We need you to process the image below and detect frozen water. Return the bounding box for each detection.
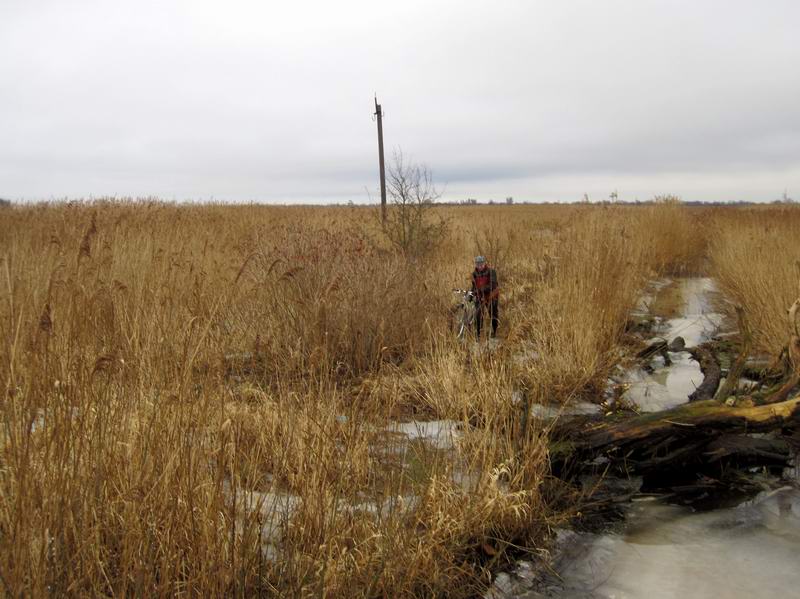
[549,488,800,599]
[631,278,672,317]
[529,401,602,420]
[490,489,800,598]
[224,483,302,560]
[387,419,461,450]
[622,353,704,412]
[623,278,724,412]
[513,391,601,419]
[661,278,723,347]
[491,277,800,598]
[513,389,600,419]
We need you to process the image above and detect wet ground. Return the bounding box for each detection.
[224,277,797,596]
[491,486,800,599]
[621,278,723,412]
[226,416,472,558]
[489,277,800,599]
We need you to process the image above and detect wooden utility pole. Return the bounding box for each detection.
[374,96,387,223]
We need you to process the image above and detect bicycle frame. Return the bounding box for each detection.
[452,289,477,340]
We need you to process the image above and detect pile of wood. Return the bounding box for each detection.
[552,280,800,484]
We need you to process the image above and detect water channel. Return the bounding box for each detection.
[491,278,800,599]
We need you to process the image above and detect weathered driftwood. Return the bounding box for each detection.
[763,335,800,404]
[551,277,800,483]
[687,344,721,402]
[740,360,784,383]
[554,396,800,475]
[763,285,800,404]
[636,337,672,367]
[704,434,790,463]
[715,305,752,400]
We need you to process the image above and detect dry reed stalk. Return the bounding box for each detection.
[0,199,708,596]
[710,207,800,355]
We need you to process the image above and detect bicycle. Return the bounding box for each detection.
[451,289,477,340]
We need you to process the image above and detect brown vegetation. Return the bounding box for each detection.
[710,206,800,356]
[1,199,784,596]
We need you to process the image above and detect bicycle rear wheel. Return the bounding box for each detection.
[456,305,473,340]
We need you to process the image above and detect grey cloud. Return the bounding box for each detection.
[1,0,799,202]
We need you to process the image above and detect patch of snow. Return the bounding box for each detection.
[529,401,601,420]
[387,420,462,450]
[622,353,704,412]
[225,483,302,560]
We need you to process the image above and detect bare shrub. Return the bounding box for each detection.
[381,151,449,258]
[473,219,517,271]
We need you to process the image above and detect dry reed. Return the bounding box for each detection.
[0,199,708,596]
[709,206,800,356]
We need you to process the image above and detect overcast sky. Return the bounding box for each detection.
[2,0,798,203]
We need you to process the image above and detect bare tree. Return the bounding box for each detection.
[381,150,448,257]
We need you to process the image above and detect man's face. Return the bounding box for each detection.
[476,262,487,271]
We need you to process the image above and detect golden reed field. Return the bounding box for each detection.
[1,200,799,596]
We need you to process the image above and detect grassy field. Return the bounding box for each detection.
[0,199,796,596]
[709,206,800,357]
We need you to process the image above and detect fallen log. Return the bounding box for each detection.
[553,396,800,475]
[704,434,790,463]
[636,337,672,367]
[577,397,799,451]
[550,275,800,499]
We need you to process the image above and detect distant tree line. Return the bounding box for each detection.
[439,195,795,207]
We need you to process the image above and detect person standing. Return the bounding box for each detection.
[471,255,499,339]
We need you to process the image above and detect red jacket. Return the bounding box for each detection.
[471,267,498,301]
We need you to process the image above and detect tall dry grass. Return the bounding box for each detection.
[709,206,800,356]
[638,198,708,276]
[0,199,702,596]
